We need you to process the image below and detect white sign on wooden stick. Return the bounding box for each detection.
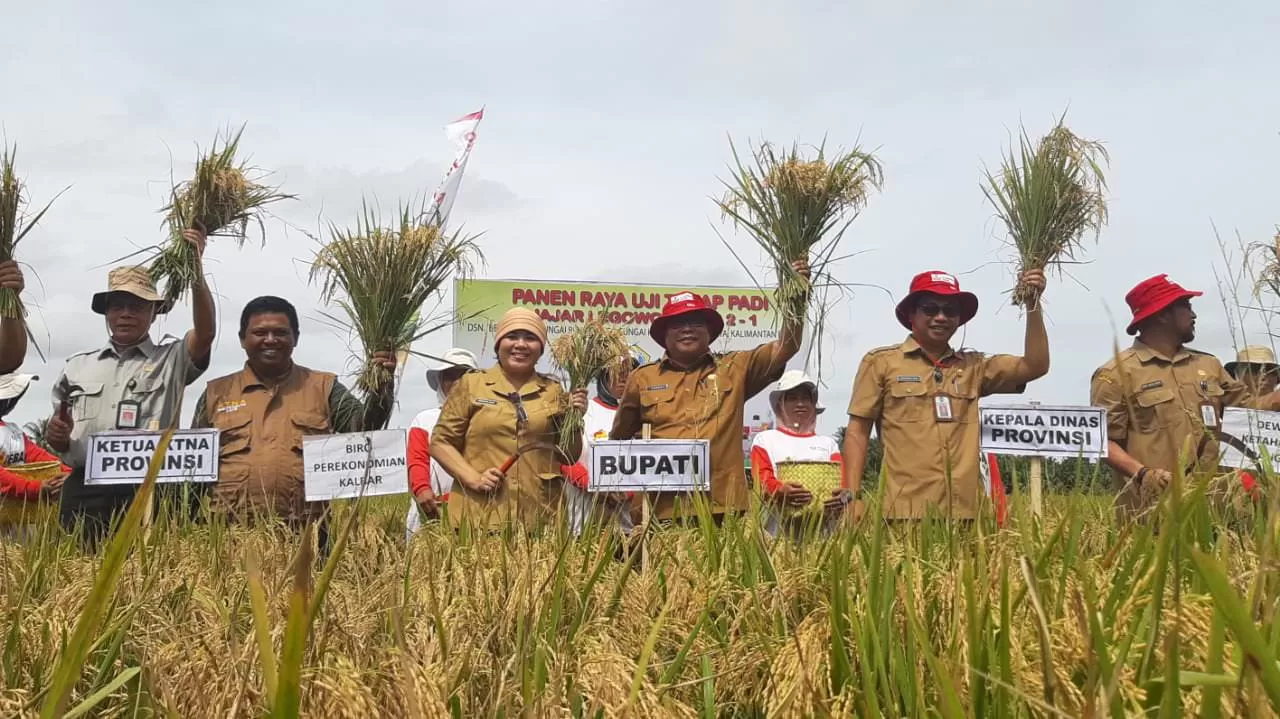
[85,429,220,485]
[588,439,710,493]
[980,404,1108,459]
[1219,407,1280,471]
[303,429,409,501]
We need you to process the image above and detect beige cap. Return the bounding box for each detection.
[1226,345,1279,376]
[492,308,548,352]
[91,266,171,315]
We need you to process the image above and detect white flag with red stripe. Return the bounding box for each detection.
[427,108,484,228]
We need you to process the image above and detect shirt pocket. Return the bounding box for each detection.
[640,387,678,423]
[290,411,332,453]
[1134,387,1176,433]
[69,382,105,422]
[948,380,981,424]
[213,413,253,457]
[886,381,927,423]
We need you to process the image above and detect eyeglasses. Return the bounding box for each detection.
[917,303,961,318]
[669,317,708,330]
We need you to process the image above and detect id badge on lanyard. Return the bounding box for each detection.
[934,395,955,422]
[116,400,141,429]
[1200,402,1218,428]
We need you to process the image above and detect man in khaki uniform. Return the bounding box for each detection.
[47,231,216,546]
[611,262,808,520]
[1090,275,1280,518]
[843,269,1049,520]
[192,296,395,524]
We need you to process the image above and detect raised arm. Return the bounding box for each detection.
[183,230,216,371]
[771,259,810,367]
[0,260,28,373]
[1010,270,1049,383]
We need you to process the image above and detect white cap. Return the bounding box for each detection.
[426,349,480,391]
[769,369,824,414]
[0,373,36,401]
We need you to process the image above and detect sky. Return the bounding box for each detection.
[1,0,1278,435]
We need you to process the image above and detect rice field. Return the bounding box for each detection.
[1,477,1278,718]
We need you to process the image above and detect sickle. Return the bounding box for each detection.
[498,441,559,474]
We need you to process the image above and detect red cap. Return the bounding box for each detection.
[650,291,725,348]
[894,270,979,329]
[1124,274,1202,335]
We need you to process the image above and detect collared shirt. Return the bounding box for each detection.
[610,343,787,519]
[1091,340,1261,513]
[431,366,570,530]
[848,335,1026,519]
[192,363,368,520]
[52,335,204,470]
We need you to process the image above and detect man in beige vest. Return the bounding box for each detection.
[47,230,216,547]
[191,296,395,525]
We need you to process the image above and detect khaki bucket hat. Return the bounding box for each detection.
[91,266,172,315]
[1225,345,1279,377]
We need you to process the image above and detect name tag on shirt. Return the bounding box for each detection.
[1200,403,1218,427]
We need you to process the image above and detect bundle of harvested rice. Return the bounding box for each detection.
[1254,228,1280,299]
[718,139,883,358]
[152,126,293,304]
[0,144,58,319]
[983,118,1109,308]
[311,202,482,396]
[550,319,630,447]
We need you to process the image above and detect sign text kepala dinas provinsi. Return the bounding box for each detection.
[1218,407,1280,471]
[303,429,409,501]
[979,405,1108,459]
[85,429,220,485]
[587,439,711,493]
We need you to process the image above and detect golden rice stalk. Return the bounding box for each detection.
[311,201,482,396]
[983,117,1109,309]
[717,138,882,367]
[152,125,294,304]
[0,144,58,320]
[1253,228,1280,300]
[551,318,630,448]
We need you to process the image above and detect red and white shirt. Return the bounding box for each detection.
[407,407,454,499]
[749,427,842,494]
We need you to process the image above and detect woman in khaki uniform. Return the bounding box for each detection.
[431,309,586,530]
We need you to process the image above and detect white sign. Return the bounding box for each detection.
[588,439,710,492]
[1219,407,1280,470]
[85,429,220,485]
[979,404,1108,459]
[303,429,409,501]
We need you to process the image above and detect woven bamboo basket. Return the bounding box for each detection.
[0,461,62,526]
[776,461,842,500]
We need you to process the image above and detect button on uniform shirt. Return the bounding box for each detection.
[848,336,1026,519]
[192,364,366,521]
[610,344,787,519]
[1090,341,1262,514]
[52,336,204,471]
[431,366,570,530]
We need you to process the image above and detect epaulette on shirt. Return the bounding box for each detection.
[865,344,900,356]
[64,348,98,361]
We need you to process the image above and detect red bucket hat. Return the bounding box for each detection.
[894,270,979,330]
[650,291,725,348]
[1124,274,1202,335]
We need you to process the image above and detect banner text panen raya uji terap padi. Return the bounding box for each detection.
[452,279,784,464]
